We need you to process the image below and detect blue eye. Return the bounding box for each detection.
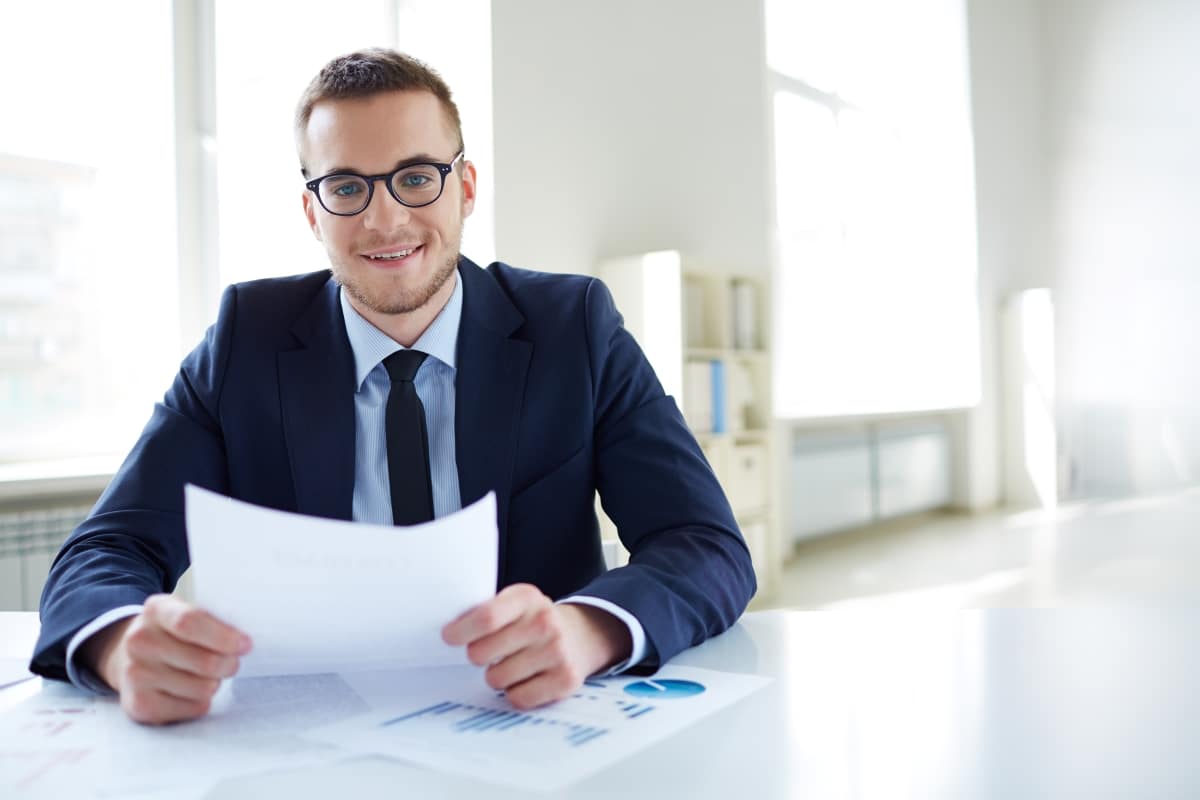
[400,173,432,188]
[331,181,364,197]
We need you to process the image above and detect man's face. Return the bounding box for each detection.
[300,90,475,315]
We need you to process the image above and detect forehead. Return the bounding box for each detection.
[301,90,457,174]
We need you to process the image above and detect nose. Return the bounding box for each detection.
[361,178,413,230]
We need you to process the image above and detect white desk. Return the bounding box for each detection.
[3,608,1198,798]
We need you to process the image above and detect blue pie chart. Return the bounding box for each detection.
[623,679,706,699]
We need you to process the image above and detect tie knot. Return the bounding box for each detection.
[384,349,427,382]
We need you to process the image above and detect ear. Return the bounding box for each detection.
[460,160,477,219]
[302,190,323,241]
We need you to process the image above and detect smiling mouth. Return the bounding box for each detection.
[363,244,423,262]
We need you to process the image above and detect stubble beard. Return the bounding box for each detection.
[331,225,462,316]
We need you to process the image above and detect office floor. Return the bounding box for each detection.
[768,486,1200,610]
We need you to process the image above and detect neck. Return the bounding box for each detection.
[348,270,457,348]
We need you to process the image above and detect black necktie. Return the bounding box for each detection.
[383,349,434,525]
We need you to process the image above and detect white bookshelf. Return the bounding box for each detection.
[597,251,781,603]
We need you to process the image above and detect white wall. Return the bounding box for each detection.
[965,0,1200,504]
[966,0,1050,299]
[490,0,771,277]
[1044,0,1200,497]
[962,0,1050,509]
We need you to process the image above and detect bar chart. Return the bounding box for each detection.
[382,700,610,747]
[378,686,663,749]
[307,664,771,791]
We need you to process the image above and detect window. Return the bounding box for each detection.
[0,1,179,468]
[767,0,981,417]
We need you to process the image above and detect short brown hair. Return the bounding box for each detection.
[294,48,464,175]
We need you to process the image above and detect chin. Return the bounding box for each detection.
[335,259,456,317]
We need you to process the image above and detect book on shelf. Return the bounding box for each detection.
[711,360,726,433]
[683,358,732,434]
[731,280,758,350]
[683,360,714,432]
[682,358,758,435]
[726,359,755,432]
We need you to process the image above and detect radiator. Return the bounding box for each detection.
[790,422,951,543]
[0,502,93,611]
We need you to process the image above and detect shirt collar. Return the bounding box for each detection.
[339,268,462,391]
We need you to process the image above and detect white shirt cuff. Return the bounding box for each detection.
[557,595,648,676]
[65,604,144,694]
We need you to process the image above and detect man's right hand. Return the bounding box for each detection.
[80,594,252,725]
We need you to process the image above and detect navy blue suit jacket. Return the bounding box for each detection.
[32,258,755,680]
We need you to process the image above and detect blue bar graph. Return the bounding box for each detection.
[381,701,460,725]
[379,701,613,748]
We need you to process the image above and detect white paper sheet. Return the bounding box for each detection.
[99,673,368,795]
[305,664,771,792]
[0,672,373,798]
[0,681,104,799]
[0,658,34,690]
[186,485,498,677]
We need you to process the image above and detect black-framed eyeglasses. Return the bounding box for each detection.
[305,151,465,216]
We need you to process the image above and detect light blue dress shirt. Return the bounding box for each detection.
[65,269,645,691]
[339,270,646,674]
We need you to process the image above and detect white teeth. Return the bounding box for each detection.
[368,248,416,260]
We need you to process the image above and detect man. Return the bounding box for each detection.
[31,49,755,724]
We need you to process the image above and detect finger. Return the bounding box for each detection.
[157,638,241,680]
[145,595,252,655]
[122,660,221,705]
[442,584,537,644]
[503,666,583,711]
[442,584,547,646]
[466,605,559,667]
[124,615,240,679]
[154,666,223,704]
[123,686,214,725]
[484,637,564,691]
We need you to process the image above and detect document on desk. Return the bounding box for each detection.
[186,484,498,677]
[0,682,104,799]
[99,673,369,796]
[0,672,369,798]
[304,664,771,792]
[0,659,33,690]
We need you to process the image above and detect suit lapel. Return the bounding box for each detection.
[455,260,531,588]
[277,277,356,520]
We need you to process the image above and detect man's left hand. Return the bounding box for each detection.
[442,583,632,709]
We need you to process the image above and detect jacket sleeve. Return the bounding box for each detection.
[573,278,757,670]
[29,286,240,681]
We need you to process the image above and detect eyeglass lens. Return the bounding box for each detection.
[318,164,445,214]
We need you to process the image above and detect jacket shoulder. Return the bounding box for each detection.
[481,261,611,329]
[230,269,332,312]
[219,270,334,339]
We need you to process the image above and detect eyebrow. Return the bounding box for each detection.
[321,153,451,177]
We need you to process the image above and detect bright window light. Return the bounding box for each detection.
[769,0,981,418]
[0,1,178,467]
